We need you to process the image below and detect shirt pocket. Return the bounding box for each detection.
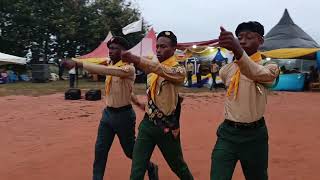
[111,77,123,91]
[157,79,168,95]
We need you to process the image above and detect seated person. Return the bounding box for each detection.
[280,65,286,74]
[309,66,319,83]
[0,71,8,83]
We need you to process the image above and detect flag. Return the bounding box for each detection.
[122,19,142,35]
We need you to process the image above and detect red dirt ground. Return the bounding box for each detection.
[1,92,320,180]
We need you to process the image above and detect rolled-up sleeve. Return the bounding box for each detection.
[137,59,186,84]
[83,63,135,78]
[236,52,279,83]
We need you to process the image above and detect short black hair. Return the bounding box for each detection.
[235,21,264,37]
[157,31,177,46]
[107,36,130,50]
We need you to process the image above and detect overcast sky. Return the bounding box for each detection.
[132,0,319,43]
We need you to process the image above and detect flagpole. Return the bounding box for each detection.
[139,37,143,59]
[122,18,146,86]
[139,18,144,59]
[139,19,147,89]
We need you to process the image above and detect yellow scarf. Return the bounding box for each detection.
[105,60,127,95]
[148,56,178,101]
[227,52,262,99]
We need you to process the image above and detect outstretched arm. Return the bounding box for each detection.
[218,26,279,83]
[121,52,185,84]
[63,60,134,78]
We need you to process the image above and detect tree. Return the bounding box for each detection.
[0,0,146,63]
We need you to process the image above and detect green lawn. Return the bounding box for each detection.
[0,79,212,97]
[0,79,104,96]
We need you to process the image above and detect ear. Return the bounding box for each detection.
[259,36,264,45]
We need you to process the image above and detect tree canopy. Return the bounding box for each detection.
[0,0,146,63]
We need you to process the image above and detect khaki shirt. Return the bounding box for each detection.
[186,63,194,73]
[137,58,186,116]
[83,62,135,108]
[219,52,279,123]
[211,63,219,73]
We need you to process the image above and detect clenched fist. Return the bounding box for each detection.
[218,26,244,60]
[62,60,76,70]
[62,59,83,70]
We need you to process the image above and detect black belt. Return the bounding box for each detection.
[106,104,132,112]
[224,117,265,129]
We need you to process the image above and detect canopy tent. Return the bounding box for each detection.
[74,29,157,64]
[260,9,320,59]
[212,48,227,62]
[175,42,232,88]
[261,48,320,59]
[74,32,113,64]
[176,45,232,63]
[129,28,157,59]
[259,9,320,70]
[0,52,27,65]
[259,9,320,91]
[177,39,219,50]
[174,36,235,62]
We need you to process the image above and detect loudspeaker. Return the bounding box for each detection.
[65,88,81,100]
[32,64,49,83]
[85,89,101,101]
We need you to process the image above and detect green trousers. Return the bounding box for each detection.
[130,116,194,180]
[210,120,269,180]
[93,107,136,180]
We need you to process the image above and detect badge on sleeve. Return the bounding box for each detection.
[176,66,184,74]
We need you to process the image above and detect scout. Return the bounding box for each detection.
[210,22,279,180]
[64,36,158,180]
[121,31,194,180]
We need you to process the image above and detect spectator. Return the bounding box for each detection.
[68,66,76,88]
[210,60,219,91]
[186,60,194,87]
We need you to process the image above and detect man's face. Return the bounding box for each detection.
[237,31,264,56]
[156,37,176,62]
[109,43,123,61]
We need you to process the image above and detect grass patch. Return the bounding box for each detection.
[0,79,215,97]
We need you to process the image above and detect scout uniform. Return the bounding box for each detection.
[186,62,194,87]
[83,60,136,180]
[210,51,279,180]
[130,53,194,180]
[83,37,157,180]
[210,61,219,90]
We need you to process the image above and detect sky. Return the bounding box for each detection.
[132,0,319,43]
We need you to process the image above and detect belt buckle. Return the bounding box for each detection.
[233,122,240,129]
[252,122,259,128]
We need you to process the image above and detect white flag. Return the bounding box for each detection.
[122,19,142,35]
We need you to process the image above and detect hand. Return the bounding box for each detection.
[172,128,180,139]
[131,93,145,111]
[121,51,140,64]
[137,102,145,111]
[62,59,83,69]
[218,26,243,59]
